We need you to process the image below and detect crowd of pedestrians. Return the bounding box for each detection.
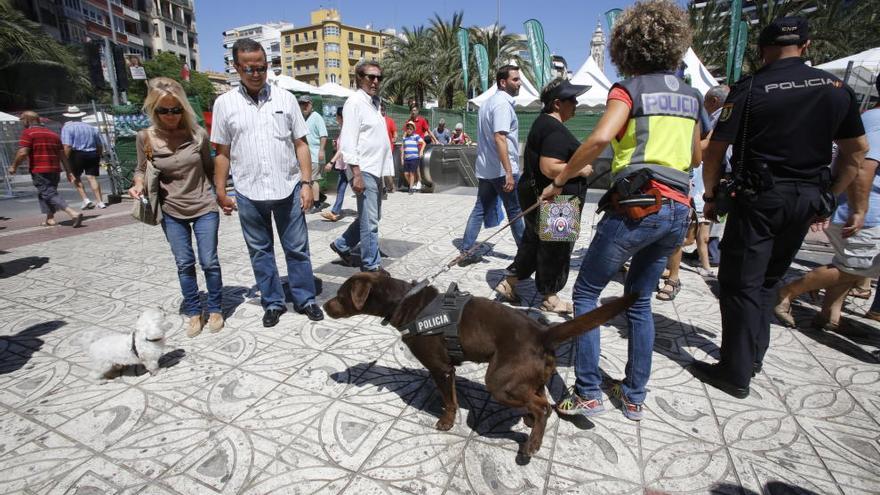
[9,0,878,423]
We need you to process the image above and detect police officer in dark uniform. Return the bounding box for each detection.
[694,17,868,398]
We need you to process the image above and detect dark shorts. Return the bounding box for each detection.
[70,150,100,178]
[403,158,420,173]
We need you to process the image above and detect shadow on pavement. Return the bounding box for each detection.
[0,256,49,279]
[0,320,65,375]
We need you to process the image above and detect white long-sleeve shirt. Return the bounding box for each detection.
[338,89,394,178]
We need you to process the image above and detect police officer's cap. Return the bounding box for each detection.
[759,17,810,47]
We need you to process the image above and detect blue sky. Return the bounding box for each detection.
[194,0,688,81]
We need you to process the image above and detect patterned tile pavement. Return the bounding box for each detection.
[0,191,878,494]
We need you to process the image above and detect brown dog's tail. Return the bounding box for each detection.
[542,293,638,349]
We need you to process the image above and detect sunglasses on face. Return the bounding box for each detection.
[363,73,383,82]
[156,106,183,115]
[241,65,268,75]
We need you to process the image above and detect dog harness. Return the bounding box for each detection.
[399,283,472,361]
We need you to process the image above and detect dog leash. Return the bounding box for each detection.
[380,169,611,325]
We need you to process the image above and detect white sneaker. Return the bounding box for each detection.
[82,199,95,210]
[413,181,422,191]
[96,202,107,209]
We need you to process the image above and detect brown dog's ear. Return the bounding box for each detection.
[350,279,371,310]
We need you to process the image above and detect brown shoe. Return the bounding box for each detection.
[186,314,204,337]
[773,297,795,328]
[207,312,224,333]
[321,211,340,222]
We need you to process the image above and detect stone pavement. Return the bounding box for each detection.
[0,190,878,495]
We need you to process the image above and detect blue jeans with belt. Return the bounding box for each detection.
[333,172,382,271]
[236,185,317,310]
[572,201,690,404]
[161,211,223,316]
[331,172,348,215]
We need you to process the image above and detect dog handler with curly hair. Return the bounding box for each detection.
[541,0,702,421]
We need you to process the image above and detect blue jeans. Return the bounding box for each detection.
[236,185,317,310]
[331,172,348,215]
[872,277,880,313]
[573,202,690,404]
[460,176,525,252]
[333,172,382,271]
[161,211,223,316]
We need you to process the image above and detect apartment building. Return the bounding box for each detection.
[222,22,294,86]
[14,0,200,70]
[279,9,390,88]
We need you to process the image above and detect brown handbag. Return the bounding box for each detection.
[131,131,162,226]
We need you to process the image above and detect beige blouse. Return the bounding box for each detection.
[135,127,217,219]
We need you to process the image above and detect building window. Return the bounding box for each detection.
[325,42,340,53]
[295,33,299,42]
[348,32,353,41]
[153,23,158,36]
[284,35,290,46]
[330,74,337,83]
[312,30,317,40]
[360,33,365,42]
[372,36,376,45]
[324,25,339,37]
[326,59,340,68]
[165,25,172,40]
[177,30,184,45]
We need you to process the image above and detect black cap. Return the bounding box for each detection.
[759,17,810,47]
[297,94,312,103]
[541,80,590,105]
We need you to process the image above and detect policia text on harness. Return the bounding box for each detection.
[597,73,702,219]
[397,283,473,362]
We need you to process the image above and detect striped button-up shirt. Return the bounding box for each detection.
[61,121,102,152]
[339,89,394,178]
[211,84,308,200]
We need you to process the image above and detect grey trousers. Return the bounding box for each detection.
[31,173,69,214]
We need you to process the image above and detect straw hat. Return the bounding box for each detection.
[62,105,86,118]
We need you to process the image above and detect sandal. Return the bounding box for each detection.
[39,219,57,227]
[655,279,681,301]
[540,294,573,315]
[494,278,518,302]
[848,287,872,300]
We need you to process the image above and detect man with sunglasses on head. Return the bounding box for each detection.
[211,38,324,327]
[328,61,394,273]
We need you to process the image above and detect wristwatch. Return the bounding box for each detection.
[301,180,313,185]
[702,193,715,203]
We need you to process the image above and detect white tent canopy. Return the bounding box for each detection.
[570,56,612,108]
[469,71,541,108]
[0,111,19,122]
[316,82,356,98]
[682,47,717,96]
[271,74,317,93]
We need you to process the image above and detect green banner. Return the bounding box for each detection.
[542,42,554,88]
[523,19,547,88]
[457,28,470,97]
[725,0,743,83]
[604,9,623,31]
[732,20,749,82]
[474,43,489,93]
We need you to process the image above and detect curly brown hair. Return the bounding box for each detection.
[609,0,692,77]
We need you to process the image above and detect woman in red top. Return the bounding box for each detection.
[8,111,83,227]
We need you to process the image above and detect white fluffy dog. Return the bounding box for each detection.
[80,308,172,382]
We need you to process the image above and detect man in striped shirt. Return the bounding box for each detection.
[9,111,83,227]
[211,38,324,327]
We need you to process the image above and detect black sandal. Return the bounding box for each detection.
[656,279,681,301]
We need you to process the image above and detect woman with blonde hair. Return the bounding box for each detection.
[542,0,701,421]
[129,77,224,337]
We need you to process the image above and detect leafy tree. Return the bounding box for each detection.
[382,26,436,108]
[126,52,216,109]
[0,0,90,108]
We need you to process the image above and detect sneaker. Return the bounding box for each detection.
[556,389,605,417]
[186,314,204,338]
[82,199,95,210]
[96,202,107,209]
[207,312,224,333]
[608,383,644,421]
[413,181,422,191]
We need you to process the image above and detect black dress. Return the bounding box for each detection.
[508,113,587,295]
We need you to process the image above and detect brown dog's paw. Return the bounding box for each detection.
[434,417,455,431]
[523,437,543,456]
[523,414,535,428]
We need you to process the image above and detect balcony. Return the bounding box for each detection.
[294,36,318,46]
[296,66,319,75]
[122,5,139,20]
[297,50,319,60]
[126,33,144,45]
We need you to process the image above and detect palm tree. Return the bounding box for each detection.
[469,24,531,86]
[0,0,90,108]
[381,26,437,108]
[428,12,466,108]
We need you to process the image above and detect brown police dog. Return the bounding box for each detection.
[323,271,636,456]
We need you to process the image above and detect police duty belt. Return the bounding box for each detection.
[399,282,473,361]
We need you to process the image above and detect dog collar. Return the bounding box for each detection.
[130,331,140,358]
[381,279,430,326]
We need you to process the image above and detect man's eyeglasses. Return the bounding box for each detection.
[241,65,268,75]
[363,73,383,82]
[156,106,183,115]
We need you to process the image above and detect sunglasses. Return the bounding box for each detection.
[363,73,383,82]
[241,65,268,75]
[156,106,183,115]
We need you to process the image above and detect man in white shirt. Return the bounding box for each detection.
[459,65,525,264]
[211,38,324,327]
[329,61,394,272]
